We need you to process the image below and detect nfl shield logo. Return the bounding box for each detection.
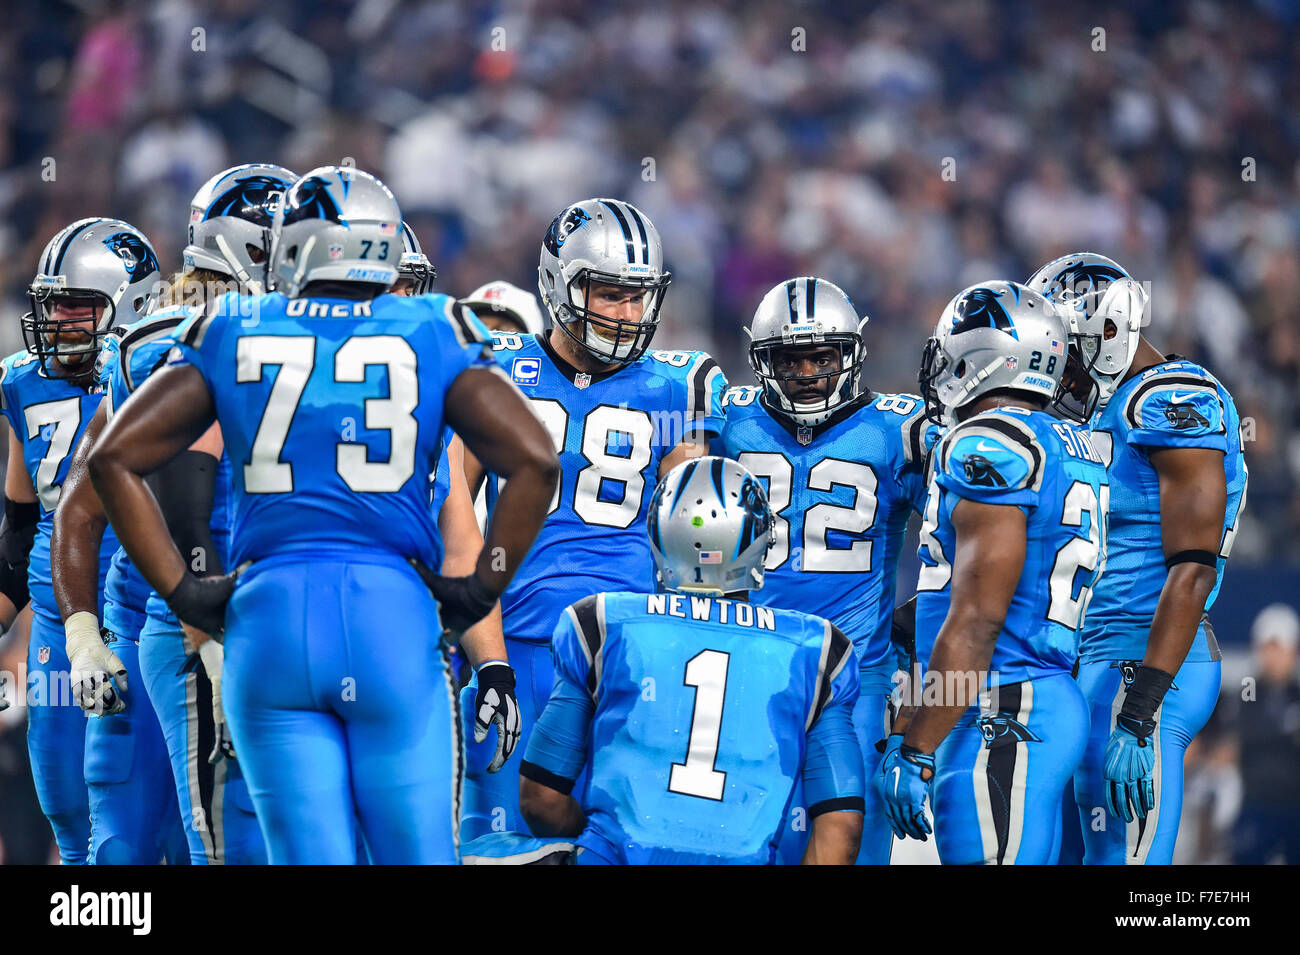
[797,425,813,446]
[574,373,592,390]
[38,645,50,665]
[328,243,344,260]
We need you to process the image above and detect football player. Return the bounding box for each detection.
[519,456,865,864]
[716,276,933,863]
[0,217,160,863]
[392,222,435,296]
[456,198,727,841]
[1028,252,1247,864]
[87,166,559,863]
[52,163,297,864]
[880,281,1107,864]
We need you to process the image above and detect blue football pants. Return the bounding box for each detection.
[84,628,189,864]
[933,674,1089,864]
[1073,657,1220,865]
[223,554,461,864]
[26,612,89,864]
[139,614,266,865]
[460,638,558,842]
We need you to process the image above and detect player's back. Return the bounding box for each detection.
[718,386,931,672]
[483,332,725,641]
[173,290,492,566]
[558,591,856,864]
[915,407,1109,684]
[1078,357,1247,663]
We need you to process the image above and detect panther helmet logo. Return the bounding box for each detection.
[963,453,1006,487]
[207,174,292,228]
[543,206,592,255]
[102,232,159,283]
[283,175,343,224]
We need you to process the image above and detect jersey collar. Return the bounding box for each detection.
[759,390,873,444]
[536,333,629,387]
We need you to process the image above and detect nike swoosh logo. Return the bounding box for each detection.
[975,441,1000,453]
[1167,392,1197,403]
[891,766,902,797]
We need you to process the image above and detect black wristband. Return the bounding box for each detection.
[1119,664,1175,723]
[1165,549,1217,569]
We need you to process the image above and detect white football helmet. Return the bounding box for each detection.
[461,281,546,336]
[25,218,161,377]
[537,198,671,364]
[647,456,776,595]
[184,163,296,293]
[396,221,435,294]
[747,277,868,427]
[919,281,1070,423]
[1026,252,1147,412]
[269,166,402,298]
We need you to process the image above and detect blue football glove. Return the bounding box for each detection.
[876,743,934,841]
[1103,714,1156,822]
[876,732,904,762]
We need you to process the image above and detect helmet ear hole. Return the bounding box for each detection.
[955,359,967,377]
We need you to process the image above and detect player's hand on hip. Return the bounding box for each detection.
[65,611,128,716]
[198,639,236,764]
[411,562,498,639]
[474,660,522,773]
[1103,716,1157,822]
[876,744,934,842]
[166,566,243,639]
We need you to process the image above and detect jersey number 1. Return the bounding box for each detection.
[668,649,730,801]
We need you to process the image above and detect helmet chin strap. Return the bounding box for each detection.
[944,354,1007,415]
[288,236,317,295]
[214,233,258,293]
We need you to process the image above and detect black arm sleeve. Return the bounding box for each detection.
[146,450,223,577]
[891,595,918,673]
[0,496,38,608]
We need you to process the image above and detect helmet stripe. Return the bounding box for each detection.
[625,204,651,266]
[51,219,99,276]
[805,276,816,320]
[784,278,799,324]
[599,201,637,265]
[709,456,725,506]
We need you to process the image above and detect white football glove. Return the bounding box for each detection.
[474,660,521,773]
[65,611,127,716]
[198,638,235,764]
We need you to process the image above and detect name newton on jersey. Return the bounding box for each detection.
[645,593,776,630]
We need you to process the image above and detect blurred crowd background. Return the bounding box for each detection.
[0,0,1296,863]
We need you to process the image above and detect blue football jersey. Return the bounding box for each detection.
[483,331,727,641]
[108,307,236,625]
[1078,358,1247,663]
[524,591,864,864]
[0,342,121,626]
[716,387,934,679]
[915,407,1109,685]
[172,291,493,566]
[425,429,454,572]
